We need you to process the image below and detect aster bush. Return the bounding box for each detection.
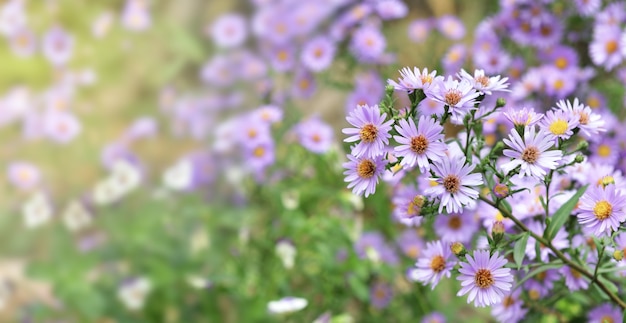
[2,0,626,322]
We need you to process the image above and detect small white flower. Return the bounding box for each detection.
[62,200,92,232]
[22,192,53,228]
[118,277,152,311]
[162,159,193,191]
[275,240,297,269]
[267,297,308,314]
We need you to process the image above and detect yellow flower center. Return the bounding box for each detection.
[448,215,462,230]
[357,159,376,179]
[443,175,461,194]
[606,40,618,54]
[444,90,462,106]
[410,135,429,154]
[549,119,568,135]
[359,124,378,143]
[253,147,265,157]
[555,57,568,69]
[597,144,611,158]
[553,79,564,90]
[474,269,494,288]
[522,146,540,163]
[593,200,612,220]
[430,255,446,272]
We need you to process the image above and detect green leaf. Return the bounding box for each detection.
[347,275,369,302]
[544,185,588,240]
[514,232,530,270]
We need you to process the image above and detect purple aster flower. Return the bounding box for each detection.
[578,184,626,237]
[490,289,528,323]
[525,220,569,262]
[0,0,26,37]
[392,185,425,226]
[419,97,446,117]
[457,250,513,307]
[121,0,151,32]
[345,88,381,114]
[9,27,36,57]
[501,126,562,179]
[596,2,626,27]
[387,67,439,92]
[523,269,559,300]
[560,262,589,291]
[543,67,577,99]
[374,0,407,20]
[396,229,424,259]
[292,68,316,99]
[442,44,467,75]
[556,98,605,139]
[7,161,40,191]
[408,19,432,43]
[354,231,398,265]
[590,25,625,71]
[421,312,446,323]
[343,154,386,197]
[434,212,477,244]
[210,13,247,49]
[43,112,81,144]
[437,15,465,40]
[251,105,283,125]
[369,281,393,309]
[393,115,446,172]
[427,156,483,214]
[544,45,579,70]
[301,36,336,72]
[350,25,386,63]
[42,26,73,66]
[200,55,237,88]
[343,104,393,158]
[588,303,623,323]
[246,141,275,171]
[503,107,543,127]
[426,76,480,121]
[269,45,295,73]
[575,0,601,16]
[295,117,334,154]
[589,138,620,166]
[473,48,511,74]
[539,108,579,144]
[458,69,509,95]
[409,240,454,290]
[237,116,272,149]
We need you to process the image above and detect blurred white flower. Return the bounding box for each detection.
[275,240,296,269]
[118,277,152,311]
[280,190,300,210]
[162,159,192,191]
[62,200,92,232]
[22,192,53,228]
[267,297,307,314]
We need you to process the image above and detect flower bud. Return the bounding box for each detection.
[614,250,624,261]
[450,242,467,258]
[574,154,585,164]
[406,195,425,218]
[600,175,615,188]
[493,183,509,199]
[496,98,506,108]
[492,221,505,244]
[385,84,395,96]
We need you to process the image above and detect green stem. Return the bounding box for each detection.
[478,196,626,310]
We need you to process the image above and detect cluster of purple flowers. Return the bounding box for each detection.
[342,60,626,319]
